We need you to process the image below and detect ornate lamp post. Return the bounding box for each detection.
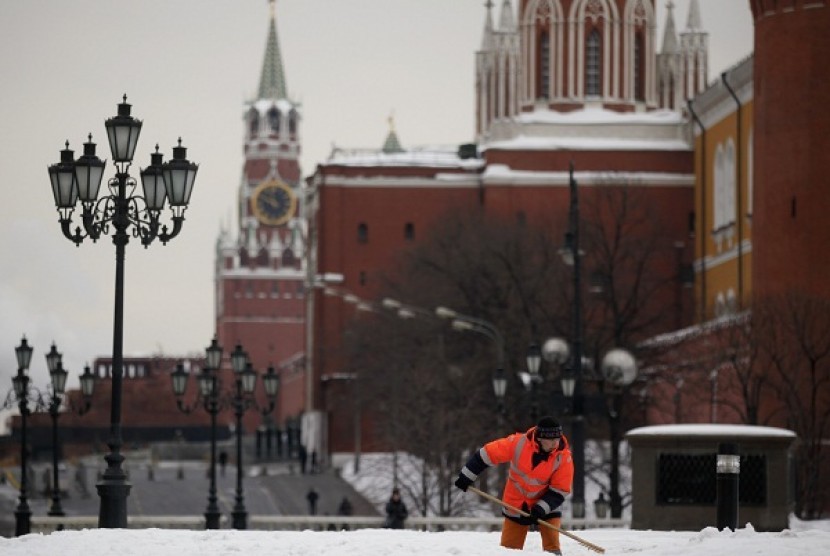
[1,337,34,536]
[544,338,637,519]
[48,96,198,528]
[171,341,279,530]
[172,337,224,529]
[229,345,279,529]
[43,344,95,517]
[600,348,638,518]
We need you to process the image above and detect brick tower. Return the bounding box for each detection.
[750,0,830,300]
[214,0,307,429]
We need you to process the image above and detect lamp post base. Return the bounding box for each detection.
[14,506,31,537]
[96,480,132,528]
[205,509,221,530]
[231,509,248,530]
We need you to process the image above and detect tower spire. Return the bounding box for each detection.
[258,0,288,100]
[661,1,679,54]
[685,0,702,30]
[481,0,495,50]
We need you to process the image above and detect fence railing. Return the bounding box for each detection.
[30,514,629,533]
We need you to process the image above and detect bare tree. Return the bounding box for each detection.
[755,292,830,519]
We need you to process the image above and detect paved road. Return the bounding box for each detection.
[1,452,378,527]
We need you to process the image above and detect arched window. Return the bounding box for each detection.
[268,106,281,134]
[538,30,550,99]
[404,222,415,241]
[357,223,368,244]
[713,141,737,231]
[586,29,601,96]
[634,32,645,101]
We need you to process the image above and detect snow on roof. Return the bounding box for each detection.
[482,164,694,185]
[324,146,484,169]
[627,423,796,438]
[515,106,685,126]
[485,134,690,151]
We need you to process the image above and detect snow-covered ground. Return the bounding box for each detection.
[2,522,830,556]
[3,449,829,554]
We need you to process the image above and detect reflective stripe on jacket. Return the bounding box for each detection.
[481,427,574,517]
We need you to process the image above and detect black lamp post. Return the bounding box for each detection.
[172,337,224,529]
[2,337,34,536]
[171,340,279,530]
[48,96,198,528]
[44,344,95,517]
[559,161,586,519]
[599,348,638,518]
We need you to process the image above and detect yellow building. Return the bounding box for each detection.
[688,56,753,321]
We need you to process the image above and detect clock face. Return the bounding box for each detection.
[251,180,296,226]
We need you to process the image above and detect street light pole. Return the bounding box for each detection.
[7,337,33,536]
[48,96,198,528]
[561,161,586,518]
[45,358,95,518]
[174,341,278,530]
[172,337,224,529]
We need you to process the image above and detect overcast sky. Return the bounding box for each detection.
[0,0,752,402]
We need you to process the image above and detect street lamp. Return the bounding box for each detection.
[435,305,506,375]
[557,161,587,518]
[1,337,34,536]
[544,338,638,519]
[231,350,279,529]
[171,337,224,529]
[48,96,198,528]
[600,348,638,518]
[518,343,544,423]
[173,340,278,530]
[43,344,95,517]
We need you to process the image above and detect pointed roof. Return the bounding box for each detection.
[481,0,495,51]
[498,0,515,31]
[685,0,702,30]
[661,1,679,54]
[382,115,404,154]
[258,0,288,100]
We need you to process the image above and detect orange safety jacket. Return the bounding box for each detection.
[475,427,574,519]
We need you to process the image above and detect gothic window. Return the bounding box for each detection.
[404,222,415,241]
[357,222,368,244]
[634,32,645,101]
[248,109,260,137]
[586,28,602,96]
[268,106,281,135]
[538,30,551,100]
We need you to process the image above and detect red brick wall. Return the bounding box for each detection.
[751,2,830,300]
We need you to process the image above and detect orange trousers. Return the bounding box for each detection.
[500,517,561,552]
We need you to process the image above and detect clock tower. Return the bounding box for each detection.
[215,0,307,426]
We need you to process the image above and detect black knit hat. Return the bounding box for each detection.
[535,416,563,439]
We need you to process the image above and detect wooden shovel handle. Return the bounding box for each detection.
[467,486,605,554]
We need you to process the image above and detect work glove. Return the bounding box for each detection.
[530,503,547,521]
[454,474,473,492]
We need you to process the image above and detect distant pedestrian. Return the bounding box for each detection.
[311,450,318,473]
[384,487,408,529]
[306,487,319,515]
[338,496,353,530]
[219,451,228,477]
[299,444,308,474]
